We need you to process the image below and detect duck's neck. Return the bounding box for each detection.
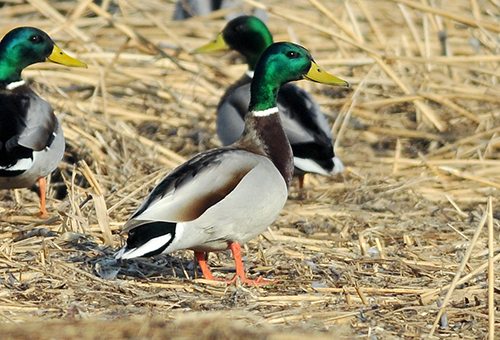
[240,76,294,188]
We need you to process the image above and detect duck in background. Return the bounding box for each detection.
[174,0,222,20]
[173,0,267,22]
[115,42,348,284]
[192,16,345,187]
[0,27,87,218]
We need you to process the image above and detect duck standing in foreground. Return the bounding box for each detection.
[192,16,345,186]
[0,27,87,218]
[115,42,348,284]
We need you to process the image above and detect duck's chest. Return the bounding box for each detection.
[251,114,294,188]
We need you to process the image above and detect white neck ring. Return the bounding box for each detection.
[6,80,25,90]
[252,107,279,117]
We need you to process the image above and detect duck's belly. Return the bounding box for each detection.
[169,160,288,253]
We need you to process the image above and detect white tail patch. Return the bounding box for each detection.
[252,107,279,117]
[115,233,172,259]
[6,80,26,90]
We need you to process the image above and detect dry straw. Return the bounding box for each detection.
[0,0,499,339]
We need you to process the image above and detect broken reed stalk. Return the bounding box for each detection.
[78,160,113,245]
[334,64,376,150]
[421,252,500,304]
[439,166,500,191]
[307,0,360,43]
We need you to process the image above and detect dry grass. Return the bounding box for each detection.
[0,0,499,339]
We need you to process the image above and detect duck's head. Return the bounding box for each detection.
[191,16,273,71]
[0,27,87,84]
[250,42,348,112]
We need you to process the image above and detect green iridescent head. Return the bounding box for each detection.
[192,16,273,71]
[0,27,87,85]
[249,42,349,112]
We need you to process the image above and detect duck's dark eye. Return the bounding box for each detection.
[286,51,299,59]
[30,35,42,43]
[234,24,244,32]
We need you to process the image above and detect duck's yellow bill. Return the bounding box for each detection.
[46,45,87,68]
[304,62,348,87]
[190,34,229,54]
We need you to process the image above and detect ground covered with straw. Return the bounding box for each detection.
[0,0,499,339]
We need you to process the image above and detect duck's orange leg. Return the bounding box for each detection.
[194,251,215,280]
[195,245,275,285]
[35,177,49,219]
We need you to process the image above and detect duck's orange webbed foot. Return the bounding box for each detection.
[230,242,276,286]
[230,274,276,286]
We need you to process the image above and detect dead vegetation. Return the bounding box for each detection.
[0,0,499,339]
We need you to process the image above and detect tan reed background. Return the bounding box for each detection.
[0,0,499,339]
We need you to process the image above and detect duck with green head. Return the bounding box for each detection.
[192,15,345,186]
[0,27,87,218]
[116,42,348,285]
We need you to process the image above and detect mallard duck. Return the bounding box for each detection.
[115,42,348,284]
[192,16,345,186]
[0,27,87,218]
[173,0,222,20]
[173,0,267,22]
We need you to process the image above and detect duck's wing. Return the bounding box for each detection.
[0,88,59,175]
[16,96,58,152]
[277,84,345,175]
[123,148,261,232]
[1,89,58,153]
